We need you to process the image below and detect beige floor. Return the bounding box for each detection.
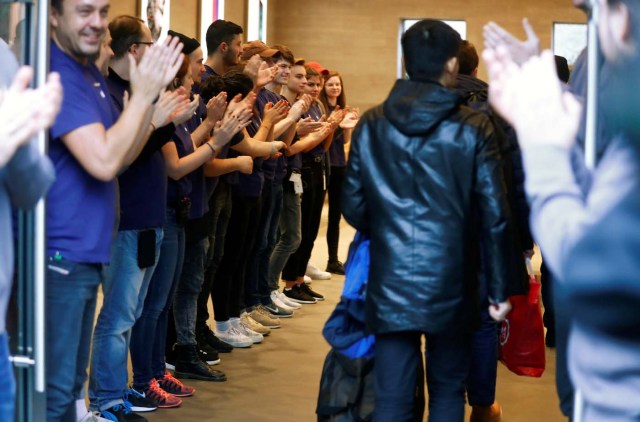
[125,207,567,422]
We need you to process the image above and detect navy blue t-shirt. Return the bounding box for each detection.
[232,116,264,198]
[256,88,284,182]
[48,41,117,263]
[106,69,170,231]
[166,124,194,206]
[303,102,325,159]
[328,105,347,167]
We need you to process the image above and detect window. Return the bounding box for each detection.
[247,0,268,42]
[553,22,587,66]
[398,19,467,78]
[140,0,171,42]
[200,0,225,56]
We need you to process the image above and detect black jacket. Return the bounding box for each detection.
[342,79,512,335]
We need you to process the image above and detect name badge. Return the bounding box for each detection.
[290,172,303,195]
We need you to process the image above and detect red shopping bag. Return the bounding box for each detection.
[498,258,546,377]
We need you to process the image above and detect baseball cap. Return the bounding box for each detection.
[241,40,278,61]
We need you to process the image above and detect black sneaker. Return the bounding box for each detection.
[123,388,158,412]
[198,326,233,353]
[326,260,345,275]
[198,342,221,365]
[299,283,324,301]
[100,403,147,422]
[283,286,316,304]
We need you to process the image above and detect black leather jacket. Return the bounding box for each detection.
[342,79,512,334]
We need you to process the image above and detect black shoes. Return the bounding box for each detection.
[173,344,227,382]
[100,403,148,422]
[283,285,316,304]
[197,326,234,353]
[326,260,345,275]
[197,341,221,365]
[299,282,324,301]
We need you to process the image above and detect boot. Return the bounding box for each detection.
[173,344,226,382]
[470,402,502,422]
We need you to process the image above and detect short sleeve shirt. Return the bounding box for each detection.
[47,41,117,263]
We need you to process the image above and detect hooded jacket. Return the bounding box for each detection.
[342,79,512,334]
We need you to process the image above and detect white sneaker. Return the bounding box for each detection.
[236,321,264,344]
[306,264,332,280]
[276,290,302,309]
[241,312,270,335]
[270,290,295,312]
[215,326,253,348]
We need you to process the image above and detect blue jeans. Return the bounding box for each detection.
[130,210,185,387]
[374,330,471,422]
[466,306,498,406]
[89,228,163,411]
[246,181,284,307]
[173,237,206,345]
[0,333,15,422]
[268,186,301,287]
[46,258,102,422]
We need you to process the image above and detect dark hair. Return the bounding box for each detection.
[271,44,295,65]
[401,19,462,81]
[320,70,346,111]
[554,55,570,83]
[51,0,62,12]
[170,54,190,90]
[108,15,146,59]
[457,40,479,76]
[200,70,253,102]
[206,20,243,56]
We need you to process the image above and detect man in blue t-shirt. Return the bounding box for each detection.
[47,1,183,420]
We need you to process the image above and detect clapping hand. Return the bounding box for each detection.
[129,36,184,103]
[244,54,278,89]
[483,18,540,66]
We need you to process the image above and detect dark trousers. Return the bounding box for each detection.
[327,166,345,262]
[374,330,471,422]
[215,193,261,319]
[196,181,232,329]
[554,279,574,419]
[466,306,498,406]
[282,161,326,280]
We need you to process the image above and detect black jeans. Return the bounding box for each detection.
[327,165,345,262]
[282,160,326,280]
[196,181,232,328]
[215,192,262,319]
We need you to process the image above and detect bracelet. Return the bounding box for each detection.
[205,142,216,156]
[270,142,276,155]
[149,122,157,132]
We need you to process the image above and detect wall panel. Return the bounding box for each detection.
[269,0,585,111]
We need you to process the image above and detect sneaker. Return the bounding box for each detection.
[79,410,111,422]
[100,403,147,422]
[306,264,332,280]
[250,305,281,328]
[214,326,253,348]
[142,379,182,408]
[299,282,325,301]
[198,342,221,365]
[263,299,294,318]
[157,371,196,397]
[304,275,312,285]
[241,312,270,335]
[283,285,316,304]
[197,326,233,353]
[123,388,158,412]
[270,290,296,311]
[326,260,345,275]
[276,290,302,309]
[235,320,264,343]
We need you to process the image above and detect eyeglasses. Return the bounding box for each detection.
[132,41,154,46]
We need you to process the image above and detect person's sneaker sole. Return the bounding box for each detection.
[174,371,227,382]
[165,362,175,371]
[284,293,316,304]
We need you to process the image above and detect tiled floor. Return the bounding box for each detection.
[116,205,567,422]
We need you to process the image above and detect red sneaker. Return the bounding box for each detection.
[144,379,183,408]
[157,371,196,397]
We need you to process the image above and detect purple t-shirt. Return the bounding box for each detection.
[303,102,325,159]
[328,105,347,167]
[106,69,170,231]
[47,41,117,263]
[166,124,194,206]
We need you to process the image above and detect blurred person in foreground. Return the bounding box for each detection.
[483,0,640,420]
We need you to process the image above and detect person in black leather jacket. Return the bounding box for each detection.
[341,20,512,422]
